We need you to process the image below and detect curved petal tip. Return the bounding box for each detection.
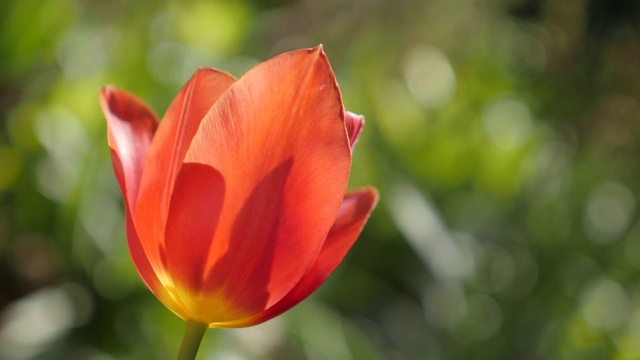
[99,85,159,211]
[345,111,365,150]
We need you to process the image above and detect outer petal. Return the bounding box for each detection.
[99,86,158,211]
[345,111,365,151]
[172,46,352,321]
[124,206,186,317]
[99,87,174,308]
[133,69,236,285]
[223,187,378,327]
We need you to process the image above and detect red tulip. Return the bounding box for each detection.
[100,46,377,329]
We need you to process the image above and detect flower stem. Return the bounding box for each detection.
[177,320,208,360]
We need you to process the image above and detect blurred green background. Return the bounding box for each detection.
[2,0,640,358]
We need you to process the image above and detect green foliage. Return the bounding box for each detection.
[2,0,640,359]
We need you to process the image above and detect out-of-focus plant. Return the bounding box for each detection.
[2,0,640,359]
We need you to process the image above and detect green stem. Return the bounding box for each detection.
[177,320,208,360]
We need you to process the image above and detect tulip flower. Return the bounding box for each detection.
[100,46,377,359]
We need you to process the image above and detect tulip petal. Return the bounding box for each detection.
[345,111,365,150]
[222,187,378,327]
[99,87,190,316]
[181,46,352,318]
[124,206,188,318]
[139,68,236,209]
[133,69,236,282]
[100,86,158,211]
[164,163,225,294]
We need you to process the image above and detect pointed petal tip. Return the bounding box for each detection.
[368,187,380,208]
[361,185,379,202]
[191,67,237,81]
[343,186,379,220]
[99,85,114,102]
[305,44,326,58]
[99,86,159,124]
[345,111,366,150]
[100,85,125,99]
[348,186,379,215]
[345,111,364,121]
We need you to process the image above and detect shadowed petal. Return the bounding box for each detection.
[133,69,236,281]
[221,187,378,327]
[164,163,225,297]
[100,86,158,211]
[183,46,352,316]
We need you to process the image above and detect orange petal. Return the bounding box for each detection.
[100,86,158,211]
[100,88,189,318]
[179,46,352,318]
[124,206,186,317]
[345,111,365,151]
[164,163,225,293]
[133,68,236,283]
[224,187,378,327]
